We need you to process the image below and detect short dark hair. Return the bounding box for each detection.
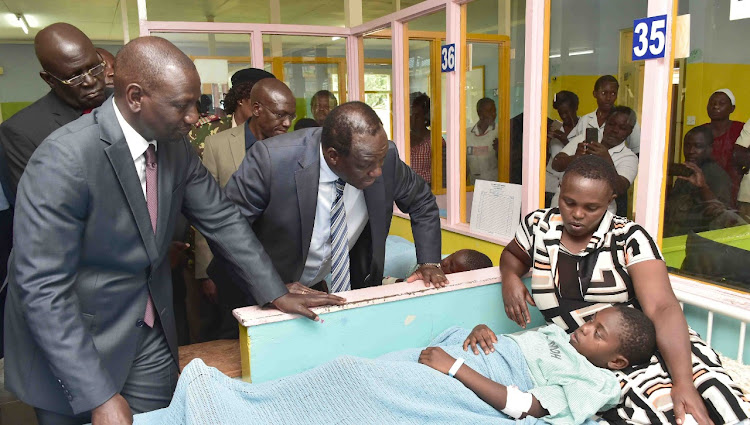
[476,97,495,111]
[612,306,656,366]
[294,118,319,131]
[411,92,431,127]
[460,249,493,270]
[553,90,579,110]
[608,105,637,128]
[594,75,619,91]
[223,81,255,115]
[321,101,383,156]
[685,126,714,145]
[311,90,338,109]
[563,155,619,195]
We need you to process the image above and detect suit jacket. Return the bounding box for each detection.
[195,124,247,279]
[208,127,441,295]
[0,90,82,194]
[4,100,287,415]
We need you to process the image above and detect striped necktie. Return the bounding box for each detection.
[329,178,351,293]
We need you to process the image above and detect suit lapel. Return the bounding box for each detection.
[99,101,160,265]
[295,132,322,272]
[229,126,246,170]
[363,178,386,254]
[105,141,160,265]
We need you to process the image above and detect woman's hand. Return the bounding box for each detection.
[419,347,456,375]
[671,382,715,425]
[502,277,536,328]
[463,324,498,355]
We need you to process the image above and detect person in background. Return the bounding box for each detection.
[95,47,115,91]
[382,245,493,284]
[567,75,641,155]
[410,92,434,186]
[466,98,498,184]
[550,106,638,216]
[734,118,750,219]
[294,117,319,131]
[311,89,338,125]
[188,68,275,157]
[699,89,745,206]
[545,91,579,206]
[194,77,295,341]
[664,126,741,237]
[0,23,107,194]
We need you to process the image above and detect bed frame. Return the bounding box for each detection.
[233,268,750,383]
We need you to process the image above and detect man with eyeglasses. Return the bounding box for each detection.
[194,76,296,341]
[0,23,107,194]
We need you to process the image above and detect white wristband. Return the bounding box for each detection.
[448,357,465,377]
[501,385,533,419]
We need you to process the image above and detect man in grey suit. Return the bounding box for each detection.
[209,101,447,298]
[0,23,107,194]
[4,36,344,425]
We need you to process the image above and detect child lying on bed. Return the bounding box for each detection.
[132,306,656,425]
[418,305,656,423]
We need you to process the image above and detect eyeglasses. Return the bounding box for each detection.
[45,58,106,87]
[257,102,296,122]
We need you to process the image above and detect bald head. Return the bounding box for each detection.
[34,23,106,110]
[96,48,116,88]
[248,78,296,140]
[114,36,201,142]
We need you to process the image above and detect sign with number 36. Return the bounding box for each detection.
[632,15,668,61]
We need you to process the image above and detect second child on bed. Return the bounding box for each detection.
[419,305,656,424]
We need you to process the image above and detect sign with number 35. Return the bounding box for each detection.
[632,15,668,61]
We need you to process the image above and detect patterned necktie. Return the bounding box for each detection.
[329,178,351,293]
[143,144,158,327]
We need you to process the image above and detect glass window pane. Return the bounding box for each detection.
[154,32,252,114]
[463,0,525,225]
[263,35,347,126]
[544,1,646,218]
[663,1,750,293]
[364,35,393,140]
[146,0,344,26]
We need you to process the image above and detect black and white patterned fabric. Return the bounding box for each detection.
[513,208,750,424]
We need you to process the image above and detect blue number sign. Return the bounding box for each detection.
[632,15,668,61]
[440,44,455,72]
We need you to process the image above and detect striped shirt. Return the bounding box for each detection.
[513,208,663,332]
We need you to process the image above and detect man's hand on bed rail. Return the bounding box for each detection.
[463,324,498,355]
[406,263,449,288]
[672,382,715,425]
[271,291,346,321]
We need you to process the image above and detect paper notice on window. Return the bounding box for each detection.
[469,180,522,240]
[731,0,750,20]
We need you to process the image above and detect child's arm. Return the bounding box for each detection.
[419,347,549,418]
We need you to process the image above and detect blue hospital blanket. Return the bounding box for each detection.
[134,328,601,425]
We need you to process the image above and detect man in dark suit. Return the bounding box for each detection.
[209,101,447,298]
[0,23,107,194]
[4,36,344,425]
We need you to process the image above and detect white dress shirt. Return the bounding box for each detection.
[299,146,369,285]
[112,98,156,200]
[568,110,642,155]
[550,134,638,214]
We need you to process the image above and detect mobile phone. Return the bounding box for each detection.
[668,163,694,177]
[585,127,598,144]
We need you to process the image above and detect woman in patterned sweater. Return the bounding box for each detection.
[498,155,749,425]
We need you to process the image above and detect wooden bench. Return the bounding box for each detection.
[178,339,241,378]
